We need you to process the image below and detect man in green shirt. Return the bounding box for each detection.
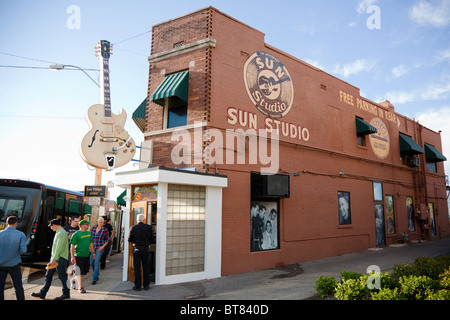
[31,219,70,300]
[70,220,95,293]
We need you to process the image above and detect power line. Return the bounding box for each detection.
[0,65,98,71]
[0,114,84,120]
[112,30,151,46]
[0,51,57,64]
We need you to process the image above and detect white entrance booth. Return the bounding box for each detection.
[115,166,227,285]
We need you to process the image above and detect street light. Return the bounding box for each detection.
[49,64,100,87]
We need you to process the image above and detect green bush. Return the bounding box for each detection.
[393,263,417,279]
[438,267,450,289]
[399,275,437,300]
[371,287,405,300]
[315,256,450,300]
[426,289,450,300]
[413,256,450,280]
[334,274,369,300]
[314,276,336,298]
[339,270,363,282]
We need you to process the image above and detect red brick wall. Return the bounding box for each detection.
[143,7,449,276]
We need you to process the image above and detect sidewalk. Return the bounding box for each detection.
[4,237,450,300]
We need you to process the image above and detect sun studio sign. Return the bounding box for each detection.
[243,51,294,119]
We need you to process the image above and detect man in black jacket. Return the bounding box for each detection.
[128,214,155,290]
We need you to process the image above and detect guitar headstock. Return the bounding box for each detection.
[95,40,113,60]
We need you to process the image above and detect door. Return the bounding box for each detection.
[128,201,157,282]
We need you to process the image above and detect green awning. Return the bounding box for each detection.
[117,190,126,206]
[399,133,424,155]
[150,70,189,106]
[84,203,92,215]
[355,117,378,135]
[424,143,447,162]
[132,98,147,133]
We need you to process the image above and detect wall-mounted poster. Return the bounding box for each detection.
[374,203,385,247]
[385,195,395,234]
[373,181,383,202]
[428,202,436,237]
[338,191,351,225]
[251,201,279,252]
[406,196,415,232]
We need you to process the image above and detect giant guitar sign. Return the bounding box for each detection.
[80,40,135,170]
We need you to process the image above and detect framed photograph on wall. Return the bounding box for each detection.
[373,181,383,202]
[250,201,279,252]
[338,191,351,225]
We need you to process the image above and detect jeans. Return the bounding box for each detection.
[0,264,25,300]
[90,249,103,282]
[133,245,150,288]
[40,257,69,296]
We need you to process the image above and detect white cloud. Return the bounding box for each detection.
[421,81,450,100]
[385,77,450,104]
[391,63,421,79]
[392,65,409,78]
[385,90,417,104]
[415,106,450,175]
[409,0,450,28]
[332,59,377,78]
[437,48,450,63]
[305,59,325,70]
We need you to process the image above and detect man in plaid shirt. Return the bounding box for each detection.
[90,217,108,285]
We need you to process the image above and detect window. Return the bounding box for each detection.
[426,161,437,173]
[150,70,189,130]
[0,197,25,221]
[355,117,377,146]
[424,143,446,173]
[165,97,187,129]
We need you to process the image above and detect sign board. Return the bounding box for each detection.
[84,185,106,197]
[88,197,101,206]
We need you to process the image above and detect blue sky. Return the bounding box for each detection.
[1,0,449,200]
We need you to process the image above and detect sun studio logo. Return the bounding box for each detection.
[243,51,294,119]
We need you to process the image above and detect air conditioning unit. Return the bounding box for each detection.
[407,157,420,168]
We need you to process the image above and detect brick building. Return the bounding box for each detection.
[117,7,448,285]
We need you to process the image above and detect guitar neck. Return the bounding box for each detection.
[100,58,111,118]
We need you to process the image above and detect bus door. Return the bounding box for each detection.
[128,201,157,282]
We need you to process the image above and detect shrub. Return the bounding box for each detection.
[425,289,450,300]
[339,270,363,282]
[393,263,417,279]
[334,274,369,300]
[399,275,438,300]
[413,256,450,280]
[314,276,336,298]
[438,267,450,289]
[371,287,404,300]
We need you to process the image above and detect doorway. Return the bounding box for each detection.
[128,200,157,282]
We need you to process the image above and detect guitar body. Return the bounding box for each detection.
[80,104,136,169]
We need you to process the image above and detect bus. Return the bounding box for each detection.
[0,179,91,268]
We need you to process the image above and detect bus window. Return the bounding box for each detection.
[0,197,25,221]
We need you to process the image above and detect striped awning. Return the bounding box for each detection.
[132,98,147,133]
[150,70,189,106]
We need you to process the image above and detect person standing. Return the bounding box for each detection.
[31,219,70,300]
[90,217,108,285]
[100,216,114,270]
[70,220,95,293]
[0,216,26,300]
[64,215,80,243]
[128,214,155,291]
